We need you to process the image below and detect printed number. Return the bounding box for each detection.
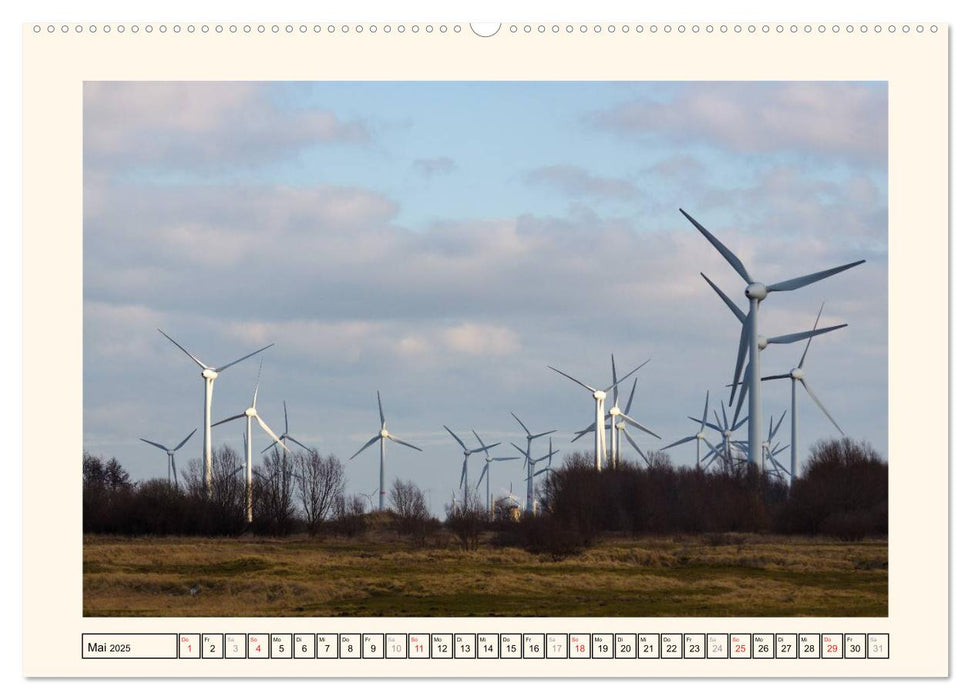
[827,644,838,653]
[805,644,815,652]
[255,645,260,653]
[598,644,608,653]
[437,644,448,653]
[323,644,331,652]
[642,644,655,653]
[232,644,239,653]
[665,644,677,653]
[459,644,470,653]
[483,644,494,653]
[689,644,700,653]
[575,644,586,653]
[278,644,284,653]
[780,644,792,653]
[301,644,308,653]
[529,644,540,653]
[370,644,377,653]
[850,644,862,653]
[620,644,631,653]
[734,644,745,653]
[758,644,769,653]
[209,644,216,653]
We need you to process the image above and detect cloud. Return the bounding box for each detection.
[84,82,369,172]
[593,82,887,163]
[524,165,641,200]
[412,157,457,177]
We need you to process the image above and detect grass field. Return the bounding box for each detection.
[83,533,887,617]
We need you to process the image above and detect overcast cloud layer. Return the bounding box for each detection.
[84,82,888,515]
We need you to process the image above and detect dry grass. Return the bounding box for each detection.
[83,533,887,617]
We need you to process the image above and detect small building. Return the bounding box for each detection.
[493,494,521,522]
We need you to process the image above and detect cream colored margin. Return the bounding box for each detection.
[22,23,947,678]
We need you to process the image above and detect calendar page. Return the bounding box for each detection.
[21,19,947,678]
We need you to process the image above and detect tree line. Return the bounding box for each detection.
[83,437,887,546]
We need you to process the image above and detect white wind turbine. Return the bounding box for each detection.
[212,360,288,523]
[762,303,847,487]
[473,430,517,519]
[139,429,196,487]
[157,329,273,497]
[681,209,864,469]
[349,391,422,511]
[261,401,311,454]
[660,391,722,468]
[513,440,559,514]
[444,426,499,508]
[573,372,662,467]
[510,412,555,516]
[762,413,790,480]
[548,358,649,471]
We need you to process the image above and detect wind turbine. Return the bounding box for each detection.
[212,360,288,523]
[513,441,559,514]
[444,426,498,508]
[681,209,864,468]
[691,399,748,469]
[349,391,422,511]
[139,429,196,487]
[660,391,721,468]
[762,413,790,479]
[702,273,847,433]
[510,412,555,516]
[762,303,847,487]
[473,430,517,519]
[157,329,273,497]
[574,373,662,466]
[261,401,311,454]
[547,358,648,471]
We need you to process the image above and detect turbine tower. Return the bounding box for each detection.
[762,303,847,487]
[510,412,555,516]
[139,429,196,487]
[444,426,498,508]
[349,391,422,511]
[261,401,312,454]
[473,430,517,519]
[157,329,273,497]
[212,360,288,523]
[681,209,864,468]
[547,359,648,470]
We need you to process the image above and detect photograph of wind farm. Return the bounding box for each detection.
[83,81,888,617]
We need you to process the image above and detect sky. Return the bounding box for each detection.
[83,81,888,515]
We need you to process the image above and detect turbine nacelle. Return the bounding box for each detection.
[244,407,257,417]
[745,282,768,300]
[202,368,218,380]
[593,390,607,401]
[791,368,805,380]
[696,433,705,440]
[608,406,621,416]
[380,428,390,438]
[757,335,768,350]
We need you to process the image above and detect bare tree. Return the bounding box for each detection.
[388,478,435,544]
[446,497,488,551]
[256,448,296,535]
[295,450,345,535]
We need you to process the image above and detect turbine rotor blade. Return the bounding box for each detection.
[623,430,650,464]
[256,414,288,452]
[139,438,169,451]
[572,420,596,442]
[624,377,638,414]
[611,354,619,406]
[377,391,385,426]
[532,429,556,439]
[619,413,661,440]
[679,209,753,283]
[214,343,274,373]
[472,429,487,451]
[800,379,845,435]
[349,435,381,460]
[510,412,530,434]
[767,260,866,293]
[173,428,197,451]
[689,416,721,432]
[729,315,752,406]
[660,435,695,451]
[799,303,826,369]
[761,373,791,381]
[770,410,787,441]
[157,329,208,370]
[700,272,746,323]
[211,413,246,428]
[766,323,847,346]
[283,401,289,435]
[287,436,312,452]
[605,358,650,394]
[547,365,595,393]
[443,425,467,450]
[702,390,710,425]
[388,435,422,451]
